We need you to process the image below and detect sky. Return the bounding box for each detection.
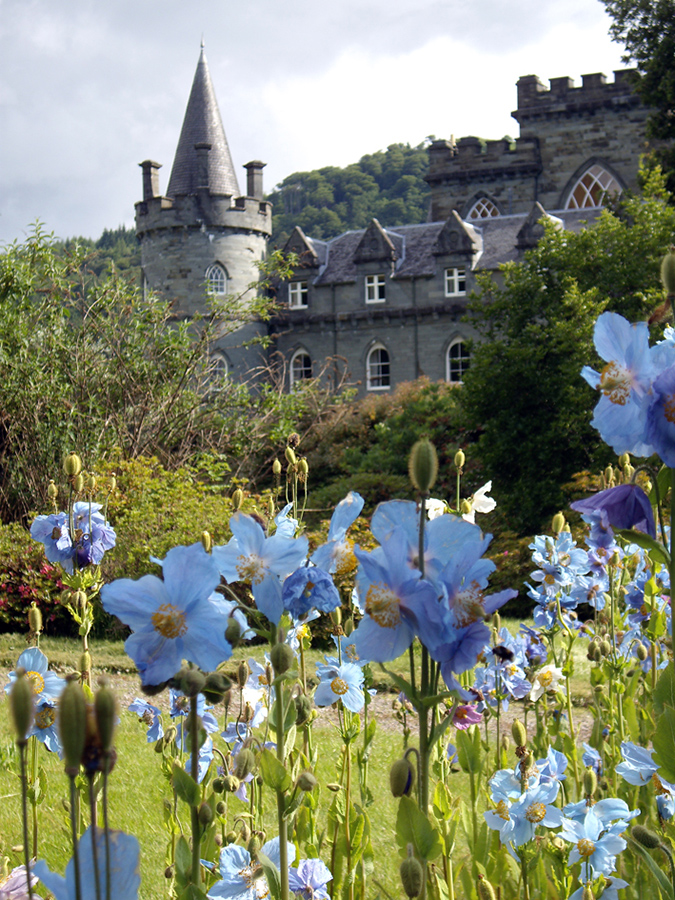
[0,0,627,245]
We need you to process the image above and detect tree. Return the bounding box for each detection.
[460,168,675,532]
[602,0,675,189]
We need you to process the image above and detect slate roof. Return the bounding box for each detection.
[167,47,240,199]
[307,208,604,285]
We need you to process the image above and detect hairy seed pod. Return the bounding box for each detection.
[583,767,598,797]
[511,720,527,748]
[201,531,212,553]
[285,446,297,467]
[232,489,244,510]
[72,473,85,494]
[477,874,497,900]
[272,458,282,477]
[270,642,294,675]
[454,449,465,469]
[632,824,662,849]
[64,453,82,477]
[551,512,565,534]
[237,661,250,688]
[9,673,34,745]
[409,439,438,493]
[109,474,117,493]
[399,850,423,899]
[390,757,416,797]
[28,603,42,635]
[47,480,59,502]
[59,680,87,775]
[94,684,117,753]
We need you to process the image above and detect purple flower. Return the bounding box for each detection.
[571,484,655,539]
[288,859,333,900]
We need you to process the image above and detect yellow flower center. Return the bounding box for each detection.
[495,800,510,821]
[577,838,595,858]
[452,580,485,627]
[331,677,349,696]
[151,604,188,639]
[236,554,265,585]
[35,707,56,730]
[599,361,630,405]
[335,541,358,576]
[537,670,553,688]
[525,802,547,823]
[240,864,270,899]
[25,671,45,695]
[365,583,401,628]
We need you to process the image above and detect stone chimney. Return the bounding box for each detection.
[139,160,162,201]
[244,161,266,199]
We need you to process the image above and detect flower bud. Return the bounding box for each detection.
[28,603,42,635]
[203,672,232,704]
[270,642,295,675]
[511,720,527,748]
[247,835,262,857]
[399,849,423,899]
[216,802,227,816]
[109,474,117,493]
[636,643,649,661]
[232,489,244,510]
[224,775,241,793]
[179,669,206,698]
[272,459,282,477]
[64,453,82,477]
[94,684,117,754]
[225,829,236,842]
[551,512,565,535]
[198,802,214,826]
[240,823,251,842]
[298,458,309,476]
[59,680,87,775]
[409,439,438,493]
[454,449,465,469]
[390,758,416,797]
[225,618,242,646]
[582,887,594,900]
[215,833,223,847]
[599,640,612,657]
[583,767,598,797]
[294,694,312,727]
[234,749,256,780]
[477,874,497,900]
[661,247,675,295]
[237,661,250,688]
[632,824,662,849]
[212,778,225,794]
[9,673,34,745]
[73,591,87,611]
[201,531,212,553]
[296,771,318,792]
[285,446,297,467]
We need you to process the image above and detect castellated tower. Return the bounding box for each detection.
[135,45,272,379]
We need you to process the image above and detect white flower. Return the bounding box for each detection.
[426,498,447,520]
[530,664,564,701]
[461,481,496,524]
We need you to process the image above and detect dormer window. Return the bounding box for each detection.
[289,281,308,309]
[365,274,386,304]
[205,263,227,296]
[445,268,467,297]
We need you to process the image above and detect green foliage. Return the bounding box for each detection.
[461,172,675,532]
[59,225,141,282]
[268,143,430,245]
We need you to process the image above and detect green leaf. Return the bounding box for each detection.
[455,726,483,775]
[259,748,292,793]
[172,764,200,808]
[654,666,675,717]
[256,850,282,900]
[175,835,192,879]
[652,705,675,784]
[395,795,442,861]
[628,837,675,899]
[616,529,670,566]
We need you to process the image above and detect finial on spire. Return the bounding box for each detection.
[201,35,205,49]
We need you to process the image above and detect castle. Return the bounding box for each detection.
[136,49,650,395]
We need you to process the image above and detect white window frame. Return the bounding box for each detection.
[446,339,470,385]
[565,164,621,209]
[366,344,391,391]
[445,267,467,298]
[290,350,312,388]
[205,263,227,296]
[467,197,500,219]
[365,274,386,304]
[289,281,308,309]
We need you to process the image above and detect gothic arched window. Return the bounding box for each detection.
[446,340,470,384]
[467,198,500,219]
[205,263,227,296]
[367,344,391,391]
[566,165,621,209]
[290,350,312,388]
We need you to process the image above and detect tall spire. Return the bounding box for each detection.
[167,46,240,198]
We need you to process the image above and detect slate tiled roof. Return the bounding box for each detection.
[167,47,240,199]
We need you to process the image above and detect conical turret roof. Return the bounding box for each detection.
[167,46,240,198]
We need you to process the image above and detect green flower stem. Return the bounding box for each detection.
[345,736,354,900]
[102,762,111,900]
[519,851,530,900]
[30,735,38,857]
[272,631,290,900]
[88,777,102,900]
[18,742,34,900]
[68,774,83,900]
[189,697,202,890]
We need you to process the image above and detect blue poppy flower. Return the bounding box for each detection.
[128,698,164,742]
[560,808,627,880]
[314,659,364,713]
[571,484,655,538]
[311,492,364,575]
[288,859,332,900]
[615,741,658,786]
[208,837,295,900]
[281,566,340,619]
[30,511,73,567]
[5,648,65,705]
[274,503,299,538]
[101,543,232,686]
[31,702,62,755]
[582,743,603,776]
[34,826,140,900]
[485,781,562,847]
[213,513,309,624]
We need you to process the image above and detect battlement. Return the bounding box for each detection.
[514,69,640,125]
[427,135,541,186]
[135,192,272,237]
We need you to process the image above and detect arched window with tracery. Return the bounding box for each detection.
[566,165,621,209]
[290,350,312,388]
[366,344,391,391]
[467,197,500,219]
[446,339,470,384]
[205,263,227,296]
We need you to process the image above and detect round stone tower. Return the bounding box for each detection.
[135,44,272,378]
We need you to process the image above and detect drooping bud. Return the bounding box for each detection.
[476,874,497,900]
[234,749,256,780]
[201,531,212,553]
[198,803,214,826]
[632,824,662,849]
[294,694,312,727]
[551,512,565,535]
[9,673,34,745]
[212,778,225,794]
[64,453,82,477]
[511,720,527,748]
[409,439,438,493]
[94,683,117,754]
[180,669,206,698]
[389,757,416,797]
[454,449,465,469]
[583,767,598,797]
[636,643,649,661]
[223,775,241,793]
[203,672,232,704]
[232,489,244,511]
[59,680,87,775]
[28,603,42,635]
[270,642,295,676]
[296,771,318,792]
[661,246,675,295]
[399,847,423,899]
[225,618,241,646]
[599,640,612,657]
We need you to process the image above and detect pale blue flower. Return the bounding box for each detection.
[31,702,61,755]
[208,837,295,900]
[129,698,164,742]
[288,859,332,900]
[560,808,627,880]
[314,659,364,713]
[5,648,65,705]
[311,492,364,574]
[616,741,657,786]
